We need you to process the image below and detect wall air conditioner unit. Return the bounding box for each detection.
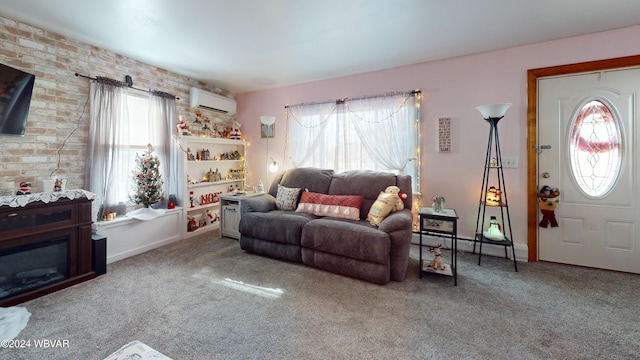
[189,87,237,115]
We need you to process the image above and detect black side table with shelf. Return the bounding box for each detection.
[418,207,458,286]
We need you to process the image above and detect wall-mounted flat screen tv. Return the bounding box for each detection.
[0,63,35,136]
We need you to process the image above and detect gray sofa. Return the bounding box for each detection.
[238,167,413,285]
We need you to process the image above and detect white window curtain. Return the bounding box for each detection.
[286,91,420,192]
[84,77,130,220]
[149,91,178,206]
[85,79,178,220]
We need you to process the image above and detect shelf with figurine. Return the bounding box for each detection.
[187,190,223,211]
[186,208,221,237]
[176,111,243,141]
[186,147,244,162]
[178,113,246,238]
[187,167,245,188]
[188,179,242,189]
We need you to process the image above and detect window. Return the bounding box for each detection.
[568,99,622,197]
[86,78,177,219]
[121,92,153,206]
[286,91,421,193]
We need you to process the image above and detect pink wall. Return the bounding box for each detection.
[237,25,640,245]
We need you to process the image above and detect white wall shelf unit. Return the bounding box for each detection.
[178,136,246,238]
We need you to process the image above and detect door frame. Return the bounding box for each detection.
[527,54,640,261]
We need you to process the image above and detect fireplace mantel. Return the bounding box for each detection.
[0,189,95,208]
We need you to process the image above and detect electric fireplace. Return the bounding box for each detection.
[0,192,95,306]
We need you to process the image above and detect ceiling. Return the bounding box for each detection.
[2,0,640,94]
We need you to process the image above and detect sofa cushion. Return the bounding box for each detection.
[301,218,390,265]
[296,191,364,220]
[274,168,334,196]
[367,192,398,226]
[328,170,400,215]
[239,210,315,246]
[275,184,302,210]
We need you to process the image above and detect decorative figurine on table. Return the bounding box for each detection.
[432,195,445,213]
[427,244,446,271]
[54,178,63,192]
[189,191,195,208]
[16,181,31,195]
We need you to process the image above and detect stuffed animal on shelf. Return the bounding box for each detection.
[428,244,446,271]
[384,185,407,212]
[538,186,560,228]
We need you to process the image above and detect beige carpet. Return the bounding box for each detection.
[2,233,639,359]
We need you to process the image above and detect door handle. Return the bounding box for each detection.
[534,144,552,154]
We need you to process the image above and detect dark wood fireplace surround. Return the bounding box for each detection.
[0,197,95,306]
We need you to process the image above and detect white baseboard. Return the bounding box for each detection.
[93,208,183,264]
[412,233,528,262]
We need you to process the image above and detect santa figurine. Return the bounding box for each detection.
[229,120,242,140]
[176,115,191,136]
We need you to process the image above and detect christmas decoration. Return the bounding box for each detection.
[130,144,164,208]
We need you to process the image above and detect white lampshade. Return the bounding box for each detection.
[476,103,512,119]
[268,158,279,173]
[260,116,276,125]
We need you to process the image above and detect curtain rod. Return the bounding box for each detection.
[74,73,180,100]
[284,89,420,109]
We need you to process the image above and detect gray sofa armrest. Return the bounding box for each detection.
[240,194,277,216]
[378,209,413,233]
[378,209,414,281]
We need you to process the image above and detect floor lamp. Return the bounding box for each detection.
[260,116,277,188]
[473,103,518,271]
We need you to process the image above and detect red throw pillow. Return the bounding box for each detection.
[296,191,364,220]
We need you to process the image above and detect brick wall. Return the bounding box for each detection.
[0,13,234,191]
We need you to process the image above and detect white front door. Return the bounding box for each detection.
[537,68,640,273]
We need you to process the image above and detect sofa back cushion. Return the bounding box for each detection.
[270,167,334,197]
[270,168,413,216]
[328,170,401,216]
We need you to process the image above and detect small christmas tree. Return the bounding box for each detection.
[130,144,164,208]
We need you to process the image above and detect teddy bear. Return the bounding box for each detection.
[384,185,407,212]
[538,186,560,228]
[538,197,559,228]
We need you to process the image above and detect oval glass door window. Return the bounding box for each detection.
[568,100,622,197]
